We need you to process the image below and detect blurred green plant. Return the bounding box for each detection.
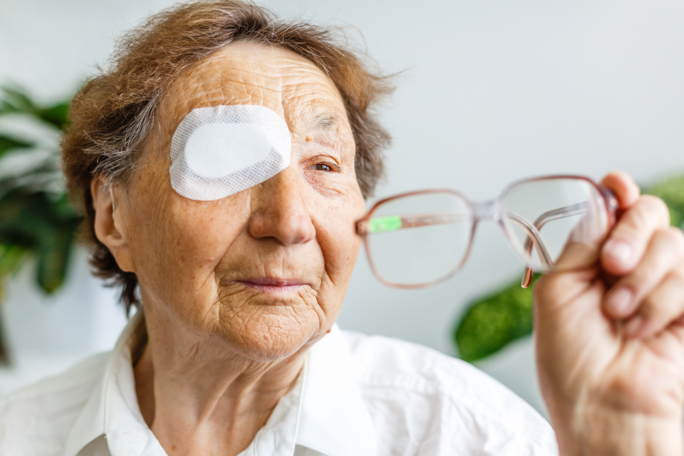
[0,86,80,300]
[455,175,684,363]
[455,274,538,363]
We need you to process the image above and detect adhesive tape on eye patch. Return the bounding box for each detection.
[169,105,291,201]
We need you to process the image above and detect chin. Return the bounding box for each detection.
[223,313,318,361]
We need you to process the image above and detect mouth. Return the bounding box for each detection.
[236,277,310,295]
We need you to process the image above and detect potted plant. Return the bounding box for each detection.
[0,86,126,370]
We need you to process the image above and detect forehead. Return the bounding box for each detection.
[160,40,347,131]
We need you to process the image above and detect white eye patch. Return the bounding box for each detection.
[169,105,291,201]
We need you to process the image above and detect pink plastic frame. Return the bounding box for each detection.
[356,175,618,289]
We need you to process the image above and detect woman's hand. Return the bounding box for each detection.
[534,171,684,455]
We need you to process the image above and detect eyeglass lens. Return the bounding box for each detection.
[365,192,473,287]
[502,178,607,272]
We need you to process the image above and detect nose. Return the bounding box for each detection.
[248,167,316,245]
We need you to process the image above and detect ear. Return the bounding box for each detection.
[90,176,137,273]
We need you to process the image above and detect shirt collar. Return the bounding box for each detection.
[64,310,164,456]
[296,326,377,456]
[64,312,375,456]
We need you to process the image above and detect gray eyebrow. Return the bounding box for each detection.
[311,112,339,130]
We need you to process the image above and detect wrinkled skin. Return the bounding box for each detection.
[91,41,365,455]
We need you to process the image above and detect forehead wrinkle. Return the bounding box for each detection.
[167,41,335,110]
[280,81,344,134]
[166,75,284,120]
[312,112,339,130]
[157,41,354,154]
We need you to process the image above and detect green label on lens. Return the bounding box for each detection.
[369,215,402,233]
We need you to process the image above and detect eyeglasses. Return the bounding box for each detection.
[356,175,619,289]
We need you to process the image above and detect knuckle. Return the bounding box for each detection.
[629,229,684,284]
[628,267,659,292]
[654,226,678,245]
[615,196,670,241]
[673,262,684,283]
[639,195,670,226]
[668,225,684,243]
[670,225,684,244]
[640,272,684,320]
[612,217,642,241]
[673,268,684,285]
[660,227,684,257]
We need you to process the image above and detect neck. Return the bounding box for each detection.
[134,308,308,456]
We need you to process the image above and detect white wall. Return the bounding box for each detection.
[2,0,684,412]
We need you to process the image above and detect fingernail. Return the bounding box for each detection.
[625,315,643,337]
[604,239,633,265]
[606,287,633,315]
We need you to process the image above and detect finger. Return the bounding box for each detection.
[603,226,684,318]
[553,172,640,272]
[623,267,684,339]
[600,171,640,210]
[601,195,671,275]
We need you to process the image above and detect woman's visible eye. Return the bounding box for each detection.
[310,163,335,172]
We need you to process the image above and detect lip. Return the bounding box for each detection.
[237,278,309,294]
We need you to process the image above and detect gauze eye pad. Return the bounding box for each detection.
[169,105,291,201]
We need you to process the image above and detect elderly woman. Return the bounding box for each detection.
[2,1,684,455]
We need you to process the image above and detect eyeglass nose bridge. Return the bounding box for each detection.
[471,199,502,223]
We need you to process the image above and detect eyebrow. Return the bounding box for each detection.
[311,112,339,130]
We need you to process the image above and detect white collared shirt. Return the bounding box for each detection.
[0,311,558,455]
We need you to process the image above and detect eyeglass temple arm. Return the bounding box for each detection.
[358,202,586,236]
[356,212,470,234]
[518,202,589,288]
[506,213,554,273]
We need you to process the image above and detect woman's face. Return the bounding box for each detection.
[111,41,366,359]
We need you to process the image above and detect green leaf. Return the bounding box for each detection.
[0,85,38,115]
[0,191,54,237]
[35,222,78,294]
[0,85,77,302]
[0,243,30,277]
[0,135,33,158]
[35,101,70,130]
[643,175,684,229]
[455,275,538,362]
[0,190,82,294]
[0,86,71,130]
[52,193,79,219]
[0,243,30,303]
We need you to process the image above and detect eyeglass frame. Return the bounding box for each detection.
[355,175,619,289]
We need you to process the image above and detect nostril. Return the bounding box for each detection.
[248,210,315,245]
[248,174,315,244]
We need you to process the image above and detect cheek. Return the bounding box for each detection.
[129,189,250,304]
[313,190,366,294]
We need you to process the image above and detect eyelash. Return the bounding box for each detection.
[307,159,340,173]
[310,163,333,172]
